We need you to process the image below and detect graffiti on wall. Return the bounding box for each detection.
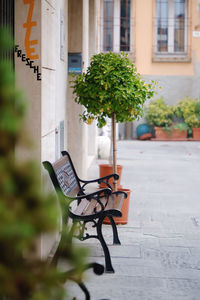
[23,0,39,60]
[15,0,41,80]
[15,45,41,80]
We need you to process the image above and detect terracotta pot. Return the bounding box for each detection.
[192,128,200,140]
[154,127,170,140]
[99,164,123,189]
[171,128,187,140]
[103,188,131,225]
[139,133,152,140]
[154,127,187,140]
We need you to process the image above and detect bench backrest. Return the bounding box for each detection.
[43,151,82,198]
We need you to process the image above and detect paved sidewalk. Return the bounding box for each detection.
[68,140,200,300]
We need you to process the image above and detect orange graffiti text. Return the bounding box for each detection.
[23,0,39,60]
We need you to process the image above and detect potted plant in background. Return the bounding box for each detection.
[71,52,156,224]
[145,98,173,139]
[174,97,200,140]
[145,98,189,140]
[189,100,200,139]
[170,122,188,140]
[171,102,189,139]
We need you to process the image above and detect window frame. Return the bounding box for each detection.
[100,0,134,55]
[153,0,191,62]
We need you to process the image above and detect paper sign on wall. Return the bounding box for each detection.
[193,31,200,37]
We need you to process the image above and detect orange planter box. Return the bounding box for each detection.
[153,126,188,141]
[192,128,200,140]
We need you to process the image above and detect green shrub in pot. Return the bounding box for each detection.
[174,97,200,128]
[145,98,173,128]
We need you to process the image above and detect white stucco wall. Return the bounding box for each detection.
[41,0,68,163]
[15,0,98,259]
[15,0,42,162]
[67,0,98,179]
[41,0,68,259]
[15,0,68,259]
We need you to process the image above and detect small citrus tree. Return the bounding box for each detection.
[72,52,156,191]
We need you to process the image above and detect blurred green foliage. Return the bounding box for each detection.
[146,97,200,129]
[173,97,200,128]
[145,98,173,128]
[0,28,88,300]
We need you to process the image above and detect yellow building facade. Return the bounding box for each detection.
[98,0,200,137]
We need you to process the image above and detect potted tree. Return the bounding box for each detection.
[71,52,156,223]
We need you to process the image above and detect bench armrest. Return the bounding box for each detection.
[66,188,112,201]
[65,188,112,214]
[80,173,119,190]
[112,190,128,199]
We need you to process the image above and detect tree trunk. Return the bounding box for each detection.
[112,113,117,192]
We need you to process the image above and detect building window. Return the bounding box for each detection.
[101,0,131,52]
[154,0,189,60]
[198,0,200,20]
[120,0,131,51]
[102,0,113,51]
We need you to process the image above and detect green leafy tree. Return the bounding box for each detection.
[0,28,88,300]
[72,52,156,191]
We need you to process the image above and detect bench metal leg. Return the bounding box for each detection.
[107,215,121,245]
[96,217,115,273]
[78,282,90,300]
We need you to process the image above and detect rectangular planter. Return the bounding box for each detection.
[153,127,188,141]
[192,128,200,140]
[154,127,170,140]
[170,128,188,140]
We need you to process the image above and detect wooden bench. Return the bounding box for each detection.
[43,150,127,273]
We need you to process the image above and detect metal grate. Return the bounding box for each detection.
[0,0,14,62]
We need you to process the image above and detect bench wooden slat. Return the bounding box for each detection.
[105,193,124,211]
[73,199,99,216]
[53,156,80,197]
[73,198,88,215]
[94,196,107,213]
[83,199,99,215]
